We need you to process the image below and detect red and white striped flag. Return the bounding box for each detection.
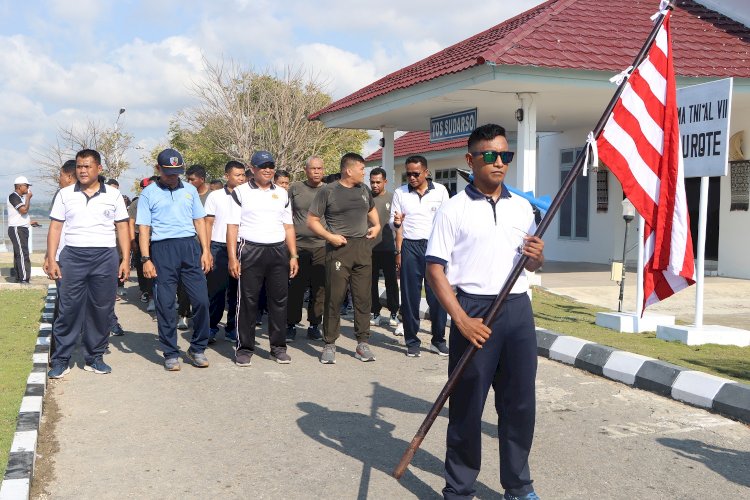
[597,11,695,310]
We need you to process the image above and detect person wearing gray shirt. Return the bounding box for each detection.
[307,153,380,365]
[286,156,327,342]
[368,167,400,329]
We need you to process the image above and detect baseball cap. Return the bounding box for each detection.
[251,151,275,168]
[157,148,185,175]
[14,176,31,186]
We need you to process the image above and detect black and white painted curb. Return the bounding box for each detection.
[384,286,750,425]
[0,285,55,500]
[536,328,750,424]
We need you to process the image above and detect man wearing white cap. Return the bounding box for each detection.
[7,176,34,283]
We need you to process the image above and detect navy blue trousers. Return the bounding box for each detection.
[207,241,238,331]
[400,238,447,347]
[151,237,210,359]
[51,246,118,365]
[443,291,537,499]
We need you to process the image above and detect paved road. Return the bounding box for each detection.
[34,289,750,499]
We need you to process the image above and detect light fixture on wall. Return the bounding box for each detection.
[515,108,524,122]
[379,138,385,147]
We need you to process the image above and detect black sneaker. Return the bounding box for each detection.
[272,349,292,364]
[84,357,112,374]
[429,342,449,357]
[110,323,125,336]
[286,324,296,343]
[406,345,421,357]
[307,324,322,341]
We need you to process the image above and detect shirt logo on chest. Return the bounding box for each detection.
[335,261,341,271]
[385,202,390,210]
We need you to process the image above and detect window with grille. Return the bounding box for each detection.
[596,169,609,213]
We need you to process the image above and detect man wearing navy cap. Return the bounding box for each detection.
[227,150,298,366]
[137,148,213,371]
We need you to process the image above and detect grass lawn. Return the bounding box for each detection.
[532,287,750,384]
[0,288,46,479]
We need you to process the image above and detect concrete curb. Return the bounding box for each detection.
[0,285,55,500]
[536,328,750,425]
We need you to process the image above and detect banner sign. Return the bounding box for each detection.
[430,108,477,143]
[677,78,733,177]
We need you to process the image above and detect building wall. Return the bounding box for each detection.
[719,116,750,278]
[537,128,628,265]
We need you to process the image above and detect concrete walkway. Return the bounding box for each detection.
[538,261,750,329]
[31,284,750,499]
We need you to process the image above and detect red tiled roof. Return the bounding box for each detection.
[365,131,465,162]
[311,0,750,120]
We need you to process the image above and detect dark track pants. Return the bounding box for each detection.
[51,247,118,365]
[207,241,237,331]
[371,250,399,316]
[443,291,537,499]
[400,238,446,347]
[236,241,289,355]
[151,237,210,359]
[287,246,325,326]
[132,237,153,295]
[8,226,30,282]
[323,237,371,344]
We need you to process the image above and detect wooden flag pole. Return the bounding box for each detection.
[393,2,673,480]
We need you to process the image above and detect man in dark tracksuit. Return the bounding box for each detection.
[286,156,327,342]
[137,149,213,371]
[368,167,399,327]
[307,153,381,364]
[45,149,130,378]
[426,124,545,500]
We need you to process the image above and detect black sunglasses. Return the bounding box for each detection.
[256,163,276,170]
[470,151,515,164]
[405,170,425,178]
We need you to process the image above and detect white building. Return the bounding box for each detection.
[311,0,750,279]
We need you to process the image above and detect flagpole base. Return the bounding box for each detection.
[657,324,750,347]
[596,311,675,333]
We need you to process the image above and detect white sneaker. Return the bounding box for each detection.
[394,323,404,336]
[389,313,399,327]
[177,316,189,330]
[370,313,383,326]
[146,299,155,312]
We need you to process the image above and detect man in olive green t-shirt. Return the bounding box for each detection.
[307,153,381,364]
[287,156,327,342]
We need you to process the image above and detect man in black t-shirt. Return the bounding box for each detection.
[368,167,400,328]
[307,153,381,364]
[7,176,34,283]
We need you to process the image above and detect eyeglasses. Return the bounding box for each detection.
[470,151,515,164]
[256,163,276,170]
[405,170,425,178]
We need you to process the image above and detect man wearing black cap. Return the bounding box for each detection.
[137,148,213,371]
[7,175,34,283]
[227,151,298,366]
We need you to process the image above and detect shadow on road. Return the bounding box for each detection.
[657,438,750,488]
[296,382,499,499]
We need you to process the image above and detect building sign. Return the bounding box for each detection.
[430,108,477,143]
[677,78,733,178]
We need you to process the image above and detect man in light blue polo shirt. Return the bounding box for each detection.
[137,148,213,371]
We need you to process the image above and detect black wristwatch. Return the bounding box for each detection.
[141,256,151,263]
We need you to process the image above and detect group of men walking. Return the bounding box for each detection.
[35,122,546,500]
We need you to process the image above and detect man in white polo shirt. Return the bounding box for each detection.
[45,149,130,378]
[227,151,299,367]
[7,175,35,283]
[391,155,450,357]
[425,123,544,500]
[205,160,246,343]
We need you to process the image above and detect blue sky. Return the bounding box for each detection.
[0,0,545,198]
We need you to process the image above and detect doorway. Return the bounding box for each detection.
[684,176,720,260]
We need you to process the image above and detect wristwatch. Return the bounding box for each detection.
[395,250,401,255]
[141,256,151,263]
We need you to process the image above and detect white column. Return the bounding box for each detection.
[516,93,537,193]
[381,127,396,192]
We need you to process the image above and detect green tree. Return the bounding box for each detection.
[179,59,369,180]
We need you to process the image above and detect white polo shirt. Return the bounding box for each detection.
[390,181,449,240]
[49,182,129,248]
[426,184,536,296]
[7,192,30,227]
[228,180,292,244]
[204,187,236,243]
